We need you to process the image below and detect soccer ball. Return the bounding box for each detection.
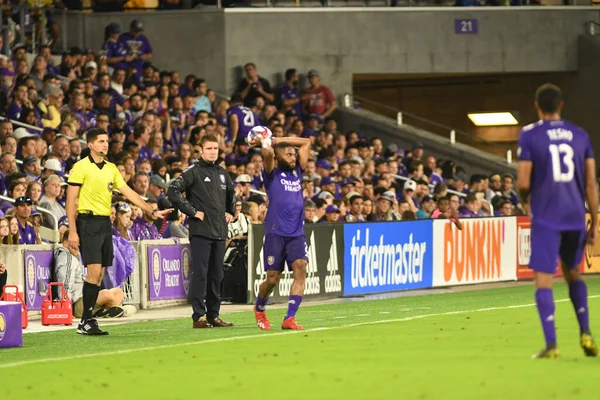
[247,125,273,145]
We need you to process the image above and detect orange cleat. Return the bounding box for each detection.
[255,307,271,330]
[281,317,304,330]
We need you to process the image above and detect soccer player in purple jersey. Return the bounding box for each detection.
[251,135,311,330]
[517,83,599,359]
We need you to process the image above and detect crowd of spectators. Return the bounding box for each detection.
[0,18,520,296]
[0,17,522,240]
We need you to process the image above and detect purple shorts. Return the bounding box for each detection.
[263,234,308,272]
[529,224,586,274]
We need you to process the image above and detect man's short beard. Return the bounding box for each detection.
[277,158,295,171]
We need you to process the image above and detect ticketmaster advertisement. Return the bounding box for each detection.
[248,224,344,303]
[343,221,434,296]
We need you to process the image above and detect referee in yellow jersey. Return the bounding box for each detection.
[67,128,172,336]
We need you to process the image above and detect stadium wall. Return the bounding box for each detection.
[4,215,598,319]
[59,8,599,98]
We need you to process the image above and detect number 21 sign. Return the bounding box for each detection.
[455,19,478,34]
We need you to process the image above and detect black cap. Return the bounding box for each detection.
[14,196,33,206]
[106,23,122,35]
[22,156,39,166]
[70,46,84,56]
[130,19,144,33]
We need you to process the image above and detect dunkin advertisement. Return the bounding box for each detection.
[147,244,191,300]
[432,217,517,286]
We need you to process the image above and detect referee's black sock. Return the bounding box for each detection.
[82,281,100,322]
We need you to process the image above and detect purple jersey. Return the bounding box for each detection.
[105,39,128,70]
[116,33,153,80]
[280,83,303,120]
[227,104,259,142]
[136,146,157,164]
[18,220,36,245]
[6,102,22,120]
[263,165,305,237]
[518,119,594,230]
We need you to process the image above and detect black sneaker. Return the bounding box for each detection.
[77,319,109,336]
[94,306,125,319]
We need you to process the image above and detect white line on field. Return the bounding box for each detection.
[379,312,391,315]
[2,295,598,370]
[333,316,347,319]
[356,314,370,317]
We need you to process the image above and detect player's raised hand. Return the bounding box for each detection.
[247,136,262,148]
[587,224,598,246]
[225,213,234,224]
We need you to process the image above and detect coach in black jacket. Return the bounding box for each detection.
[167,134,236,329]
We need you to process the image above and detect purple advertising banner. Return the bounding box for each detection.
[454,19,478,34]
[24,250,53,311]
[0,301,23,348]
[148,244,190,301]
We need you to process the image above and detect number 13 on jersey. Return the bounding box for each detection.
[549,144,574,183]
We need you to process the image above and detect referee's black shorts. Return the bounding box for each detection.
[76,214,113,267]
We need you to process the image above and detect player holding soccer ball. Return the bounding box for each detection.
[517,83,598,359]
[249,127,311,330]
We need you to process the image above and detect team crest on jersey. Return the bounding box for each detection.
[108,182,113,192]
[267,256,275,266]
[219,174,225,184]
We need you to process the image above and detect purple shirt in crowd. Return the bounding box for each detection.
[136,146,157,164]
[105,39,128,71]
[227,104,259,142]
[6,102,22,120]
[263,165,305,237]
[280,83,303,120]
[116,33,153,81]
[518,119,594,230]
[129,217,161,241]
[18,220,36,244]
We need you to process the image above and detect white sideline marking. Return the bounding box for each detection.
[333,316,347,319]
[356,314,370,317]
[1,295,598,370]
[379,312,391,315]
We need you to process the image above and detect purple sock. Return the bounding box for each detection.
[256,295,268,312]
[569,280,590,334]
[536,288,557,347]
[285,295,302,320]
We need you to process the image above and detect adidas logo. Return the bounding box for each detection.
[281,173,286,177]
[204,177,211,182]
[289,300,296,305]
[546,315,555,322]
[578,307,586,314]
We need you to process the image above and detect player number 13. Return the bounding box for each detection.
[549,143,574,183]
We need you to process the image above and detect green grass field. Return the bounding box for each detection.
[2,279,600,399]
